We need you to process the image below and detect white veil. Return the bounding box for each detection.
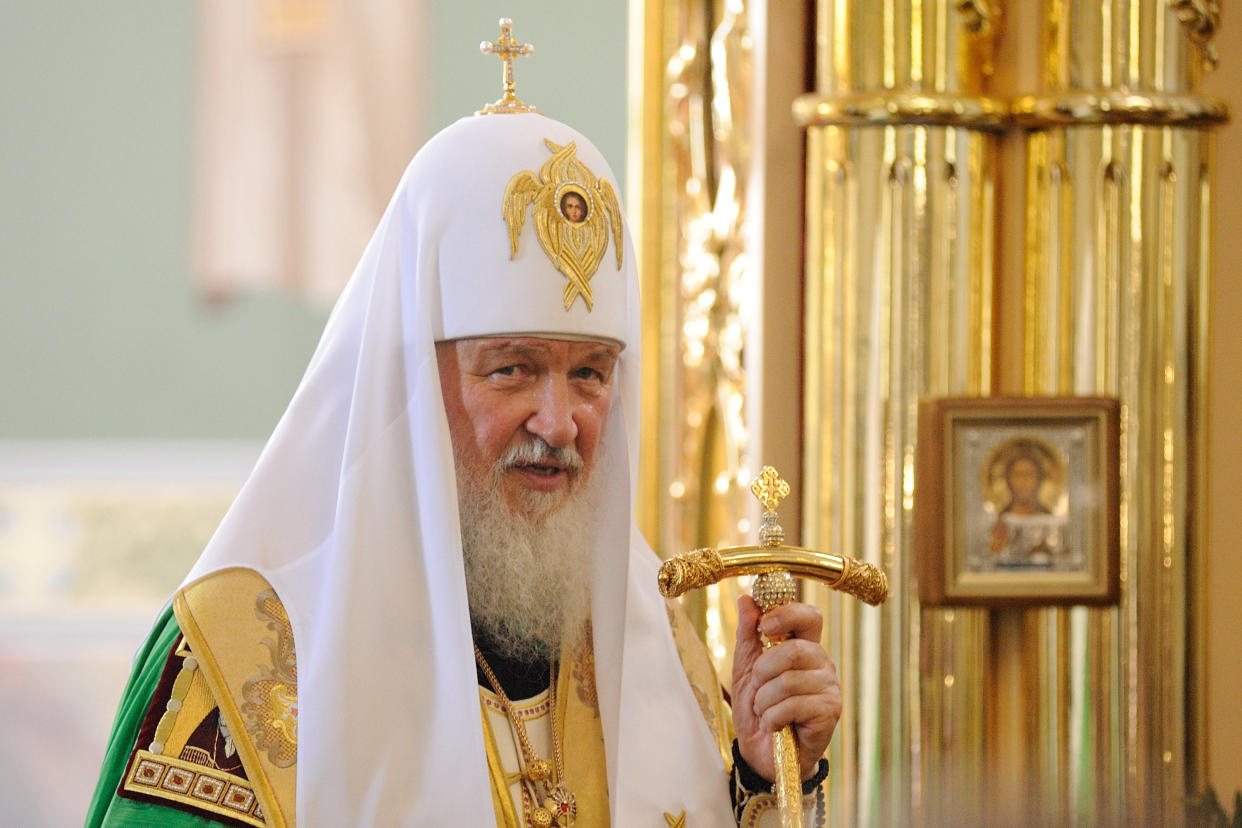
[183,113,733,825]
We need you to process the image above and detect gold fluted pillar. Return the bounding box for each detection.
[1015,2,1226,824]
[633,2,1227,825]
[795,2,1001,824]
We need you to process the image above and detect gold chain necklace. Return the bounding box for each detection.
[475,644,577,827]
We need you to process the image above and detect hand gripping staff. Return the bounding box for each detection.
[657,466,888,828]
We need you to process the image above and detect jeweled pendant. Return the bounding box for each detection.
[546,784,577,825]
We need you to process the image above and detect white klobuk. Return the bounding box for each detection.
[183,112,734,825]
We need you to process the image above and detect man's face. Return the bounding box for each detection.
[437,336,619,516]
[1007,457,1041,502]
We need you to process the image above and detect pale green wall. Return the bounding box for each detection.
[0,2,626,440]
[431,4,629,178]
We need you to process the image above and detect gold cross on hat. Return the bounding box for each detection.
[478,18,539,115]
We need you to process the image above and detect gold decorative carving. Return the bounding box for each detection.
[1170,0,1221,68]
[657,547,725,597]
[662,0,753,565]
[241,590,298,769]
[955,0,999,35]
[634,0,763,693]
[477,18,538,115]
[829,557,889,609]
[503,140,623,311]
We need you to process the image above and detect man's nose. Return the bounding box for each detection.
[525,377,579,448]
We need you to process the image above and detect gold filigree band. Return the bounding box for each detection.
[829,556,890,609]
[656,547,725,598]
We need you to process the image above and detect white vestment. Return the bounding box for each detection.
[182,112,737,825]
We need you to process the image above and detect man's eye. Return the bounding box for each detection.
[573,367,603,381]
[491,365,522,378]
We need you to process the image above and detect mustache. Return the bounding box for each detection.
[499,436,585,474]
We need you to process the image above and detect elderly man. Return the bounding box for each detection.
[87,50,841,828]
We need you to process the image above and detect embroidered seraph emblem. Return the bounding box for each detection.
[502,139,623,311]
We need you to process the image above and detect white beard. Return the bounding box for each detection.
[457,441,597,662]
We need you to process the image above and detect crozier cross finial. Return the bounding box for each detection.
[750,466,790,514]
[750,465,790,548]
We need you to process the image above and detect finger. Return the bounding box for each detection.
[758,601,824,643]
[751,667,836,715]
[733,593,764,667]
[750,638,832,684]
[757,689,843,738]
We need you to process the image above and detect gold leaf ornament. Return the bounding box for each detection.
[502,139,623,311]
[241,590,299,769]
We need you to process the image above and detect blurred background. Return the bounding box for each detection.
[0,3,625,823]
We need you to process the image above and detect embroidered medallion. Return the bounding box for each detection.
[502,139,623,311]
[240,590,299,768]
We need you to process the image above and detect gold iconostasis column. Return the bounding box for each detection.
[1012,2,1226,823]
[793,3,1003,825]
[633,1,1227,824]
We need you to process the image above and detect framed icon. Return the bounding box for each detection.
[916,396,1120,606]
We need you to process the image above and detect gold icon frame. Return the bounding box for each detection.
[916,396,1121,606]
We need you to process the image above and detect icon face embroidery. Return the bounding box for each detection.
[503,139,623,310]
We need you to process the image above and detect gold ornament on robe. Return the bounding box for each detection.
[240,590,299,769]
[503,140,624,311]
